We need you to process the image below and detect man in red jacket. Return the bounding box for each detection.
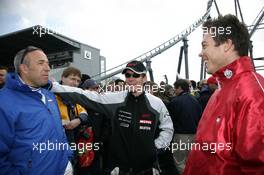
[183,14,264,175]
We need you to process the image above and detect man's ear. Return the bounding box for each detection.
[19,64,28,75]
[142,74,147,83]
[178,86,183,91]
[61,76,65,84]
[224,39,234,52]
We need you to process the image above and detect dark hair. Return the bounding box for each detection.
[114,79,125,85]
[79,74,91,88]
[81,74,91,81]
[143,81,159,90]
[61,67,81,78]
[203,14,249,56]
[0,65,8,71]
[190,80,197,89]
[174,79,190,92]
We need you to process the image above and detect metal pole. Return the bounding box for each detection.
[236,0,245,23]
[200,59,204,80]
[164,75,168,84]
[253,57,264,60]
[183,38,189,79]
[146,59,154,82]
[249,10,264,38]
[249,40,256,71]
[213,0,221,16]
[234,0,238,17]
[177,46,184,80]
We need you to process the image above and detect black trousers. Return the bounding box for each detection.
[158,149,180,175]
[119,168,154,175]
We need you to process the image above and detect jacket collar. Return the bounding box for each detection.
[128,91,145,99]
[5,73,52,92]
[213,56,254,85]
[178,91,189,96]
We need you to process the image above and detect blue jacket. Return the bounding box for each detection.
[168,92,202,134]
[0,73,72,175]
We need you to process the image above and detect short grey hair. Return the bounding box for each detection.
[14,46,42,73]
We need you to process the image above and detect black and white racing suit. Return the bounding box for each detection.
[52,83,174,174]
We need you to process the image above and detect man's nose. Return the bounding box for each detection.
[73,80,80,87]
[198,51,203,58]
[44,63,51,71]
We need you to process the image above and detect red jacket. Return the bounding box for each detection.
[183,57,264,175]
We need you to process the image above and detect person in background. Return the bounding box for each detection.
[189,80,196,92]
[198,76,218,112]
[168,79,202,174]
[144,81,160,96]
[78,73,91,88]
[80,79,111,175]
[158,84,175,106]
[207,76,218,93]
[0,65,8,89]
[114,79,125,91]
[144,81,179,175]
[190,80,200,99]
[197,79,207,91]
[56,67,90,175]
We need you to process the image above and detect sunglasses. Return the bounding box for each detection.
[125,73,141,78]
[20,46,41,64]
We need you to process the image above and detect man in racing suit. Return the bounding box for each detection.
[52,61,174,175]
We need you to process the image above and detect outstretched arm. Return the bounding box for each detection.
[52,82,126,117]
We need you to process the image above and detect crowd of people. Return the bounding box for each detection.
[0,14,263,175]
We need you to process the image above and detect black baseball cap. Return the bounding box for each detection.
[122,60,147,74]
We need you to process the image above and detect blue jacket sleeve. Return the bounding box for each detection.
[0,108,21,175]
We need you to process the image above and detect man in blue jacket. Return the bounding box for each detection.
[167,79,202,174]
[0,46,72,175]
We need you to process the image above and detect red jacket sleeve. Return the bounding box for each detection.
[233,77,264,174]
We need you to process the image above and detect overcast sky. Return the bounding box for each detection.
[0,0,263,84]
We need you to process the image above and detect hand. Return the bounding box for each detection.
[63,118,81,130]
[152,168,160,175]
[110,167,119,175]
